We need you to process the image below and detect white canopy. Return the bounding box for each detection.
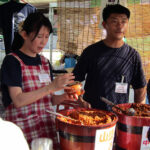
[20,0,56,9]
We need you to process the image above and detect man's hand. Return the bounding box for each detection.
[77,96,91,109]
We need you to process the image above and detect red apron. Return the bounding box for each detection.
[4,53,60,150]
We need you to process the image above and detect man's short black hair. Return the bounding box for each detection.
[102,4,130,21]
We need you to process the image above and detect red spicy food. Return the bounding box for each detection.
[115,103,150,117]
[57,110,115,126]
[130,103,150,116]
[65,81,83,98]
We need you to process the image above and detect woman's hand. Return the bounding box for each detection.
[51,93,75,105]
[53,94,91,109]
[9,73,75,108]
[49,73,75,93]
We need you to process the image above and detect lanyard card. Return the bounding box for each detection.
[38,74,50,83]
[115,82,128,94]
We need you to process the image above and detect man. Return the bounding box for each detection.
[73,4,146,111]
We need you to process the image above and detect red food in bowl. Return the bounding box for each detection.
[65,81,83,96]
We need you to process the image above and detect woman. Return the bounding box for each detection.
[0,12,78,150]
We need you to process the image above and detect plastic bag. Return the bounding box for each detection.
[31,138,53,150]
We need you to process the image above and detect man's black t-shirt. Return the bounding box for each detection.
[73,40,146,111]
[1,50,53,108]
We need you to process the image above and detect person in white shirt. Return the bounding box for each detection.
[0,118,29,150]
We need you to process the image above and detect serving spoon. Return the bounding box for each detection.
[46,110,83,124]
[46,110,73,120]
[100,97,135,116]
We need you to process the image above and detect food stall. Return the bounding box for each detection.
[0,0,150,150]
